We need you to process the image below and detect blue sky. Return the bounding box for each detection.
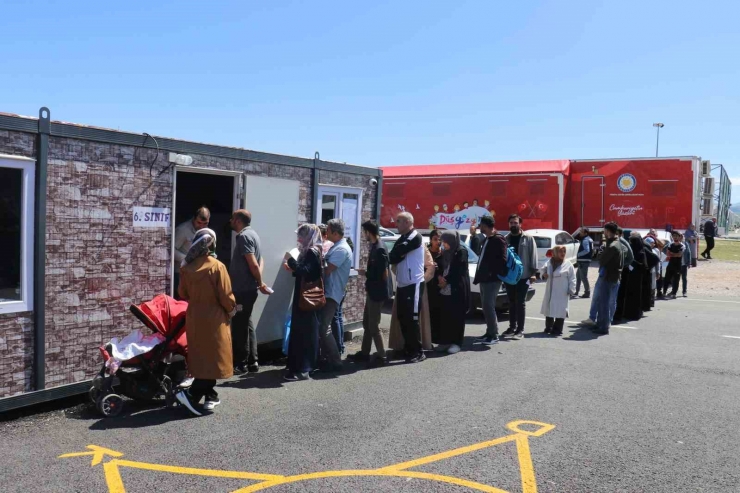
[1,0,738,200]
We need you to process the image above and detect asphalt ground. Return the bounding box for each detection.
[2,283,740,492]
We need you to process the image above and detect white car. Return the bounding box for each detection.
[381,234,535,312]
[526,229,580,270]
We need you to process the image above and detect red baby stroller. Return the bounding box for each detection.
[90,294,189,417]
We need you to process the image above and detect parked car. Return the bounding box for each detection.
[381,234,535,312]
[379,227,396,238]
[527,229,580,270]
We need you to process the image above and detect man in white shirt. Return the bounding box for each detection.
[174,207,210,297]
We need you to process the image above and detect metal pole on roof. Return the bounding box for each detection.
[653,123,664,157]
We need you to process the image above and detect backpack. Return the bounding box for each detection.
[498,242,524,285]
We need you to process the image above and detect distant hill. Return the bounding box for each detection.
[731,204,740,213]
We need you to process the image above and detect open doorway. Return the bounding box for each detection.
[172,169,241,296]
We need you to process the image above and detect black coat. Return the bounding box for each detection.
[443,247,471,306]
[469,233,487,256]
[473,234,507,285]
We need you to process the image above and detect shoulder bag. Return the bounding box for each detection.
[298,247,326,311]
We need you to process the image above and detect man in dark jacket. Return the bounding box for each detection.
[583,222,623,335]
[701,217,717,259]
[469,222,487,256]
[473,216,508,345]
[349,220,392,366]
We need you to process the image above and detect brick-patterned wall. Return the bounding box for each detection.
[0,130,37,396]
[0,129,376,397]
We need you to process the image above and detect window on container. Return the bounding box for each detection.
[431,183,451,196]
[529,181,546,195]
[386,183,405,198]
[490,181,507,196]
[0,157,34,315]
[651,182,677,197]
[316,185,364,268]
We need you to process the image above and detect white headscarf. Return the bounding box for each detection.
[296,224,323,259]
[181,228,217,267]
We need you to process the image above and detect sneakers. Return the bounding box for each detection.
[233,365,247,376]
[668,293,677,300]
[683,292,687,298]
[475,335,499,345]
[447,344,461,354]
[203,398,221,411]
[544,327,552,334]
[347,352,370,362]
[581,318,596,326]
[283,372,299,382]
[408,353,426,363]
[580,293,591,299]
[512,332,524,340]
[247,364,259,373]
[175,390,202,417]
[179,377,194,388]
[501,329,516,338]
[434,344,450,352]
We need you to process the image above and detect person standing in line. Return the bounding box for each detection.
[680,233,691,297]
[502,214,538,340]
[640,236,658,312]
[331,238,353,356]
[684,224,698,267]
[436,231,470,354]
[613,227,634,324]
[701,217,717,259]
[175,228,236,416]
[426,230,444,345]
[282,224,324,381]
[174,207,211,298]
[644,237,660,307]
[469,222,486,256]
[349,220,391,367]
[661,231,685,299]
[582,222,623,335]
[318,224,333,255]
[319,219,351,371]
[388,237,436,353]
[228,210,269,375]
[573,227,593,299]
[473,216,508,345]
[623,232,646,321]
[539,245,576,337]
[389,212,426,363]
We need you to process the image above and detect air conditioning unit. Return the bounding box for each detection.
[701,198,713,215]
[702,177,715,197]
[700,160,711,177]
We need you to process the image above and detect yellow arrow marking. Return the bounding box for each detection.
[59,445,124,466]
[60,420,555,493]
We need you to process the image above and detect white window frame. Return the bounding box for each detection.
[0,154,35,315]
[316,185,363,268]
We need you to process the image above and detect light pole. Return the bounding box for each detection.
[653,123,664,157]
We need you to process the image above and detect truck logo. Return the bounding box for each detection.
[617,173,637,193]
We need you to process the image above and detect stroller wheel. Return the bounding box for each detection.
[89,387,101,404]
[161,376,176,408]
[97,394,124,417]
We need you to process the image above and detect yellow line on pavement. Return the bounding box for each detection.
[378,434,518,472]
[114,459,284,481]
[515,434,538,493]
[104,461,126,493]
[230,469,509,493]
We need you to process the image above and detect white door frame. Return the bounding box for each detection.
[170,166,244,296]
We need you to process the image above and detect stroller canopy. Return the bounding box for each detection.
[130,294,188,354]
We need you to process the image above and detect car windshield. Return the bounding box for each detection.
[534,237,552,248]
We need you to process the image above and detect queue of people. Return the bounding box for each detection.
[171,204,701,416]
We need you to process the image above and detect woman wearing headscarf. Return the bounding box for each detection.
[641,236,658,311]
[539,245,576,337]
[388,243,436,356]
[175,228,237,416]
[426,230,444,344]
[623,232,647,320]
[436,231,470,354]
[282,224,324,381]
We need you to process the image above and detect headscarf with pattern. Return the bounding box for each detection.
[296,224,324,259]
[181,228,217,267]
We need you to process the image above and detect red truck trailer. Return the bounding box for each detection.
[565,157,702,232]
[380,160,569,231]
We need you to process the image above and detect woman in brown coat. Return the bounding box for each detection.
[175,228,237,416]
